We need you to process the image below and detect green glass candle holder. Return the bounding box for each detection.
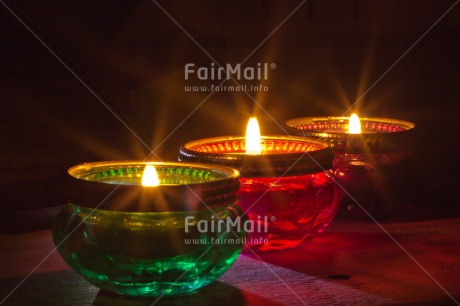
[53,161,245,297]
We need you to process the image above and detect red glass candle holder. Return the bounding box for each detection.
[179,136,342,252]
[285,117,415,220]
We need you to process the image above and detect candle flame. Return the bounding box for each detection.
[245,117,261,154]
[141,165,160,187]
[348,113,362,134]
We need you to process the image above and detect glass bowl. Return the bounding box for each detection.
[53,161,245,297]
[179,136,342,252]
[285,116,416,219]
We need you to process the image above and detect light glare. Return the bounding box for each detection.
[141,165,160,187]
[348,113,362,134]
[245,117,261,154]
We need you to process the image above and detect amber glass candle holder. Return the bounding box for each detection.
[179,136,342,252]
[285,117,415,219]
[53,161,245,297]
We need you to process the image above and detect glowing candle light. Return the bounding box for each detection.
[55,161,242,297]
[141,165,160,187]
[348,113,362,134]
[245,117,261,154]
[285,114,416,220]
[179,123,340,252]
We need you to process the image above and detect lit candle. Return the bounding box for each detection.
[141,165,160,187]
[245,117,262,154]
[54,161,243,297]
[179,118,342,252]
[348,113,362,134]
[285,115,415,220]
[285,115,414,153]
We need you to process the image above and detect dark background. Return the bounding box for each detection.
[1,1,459,223]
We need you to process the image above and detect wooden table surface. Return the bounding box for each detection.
[1,218,459,306]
